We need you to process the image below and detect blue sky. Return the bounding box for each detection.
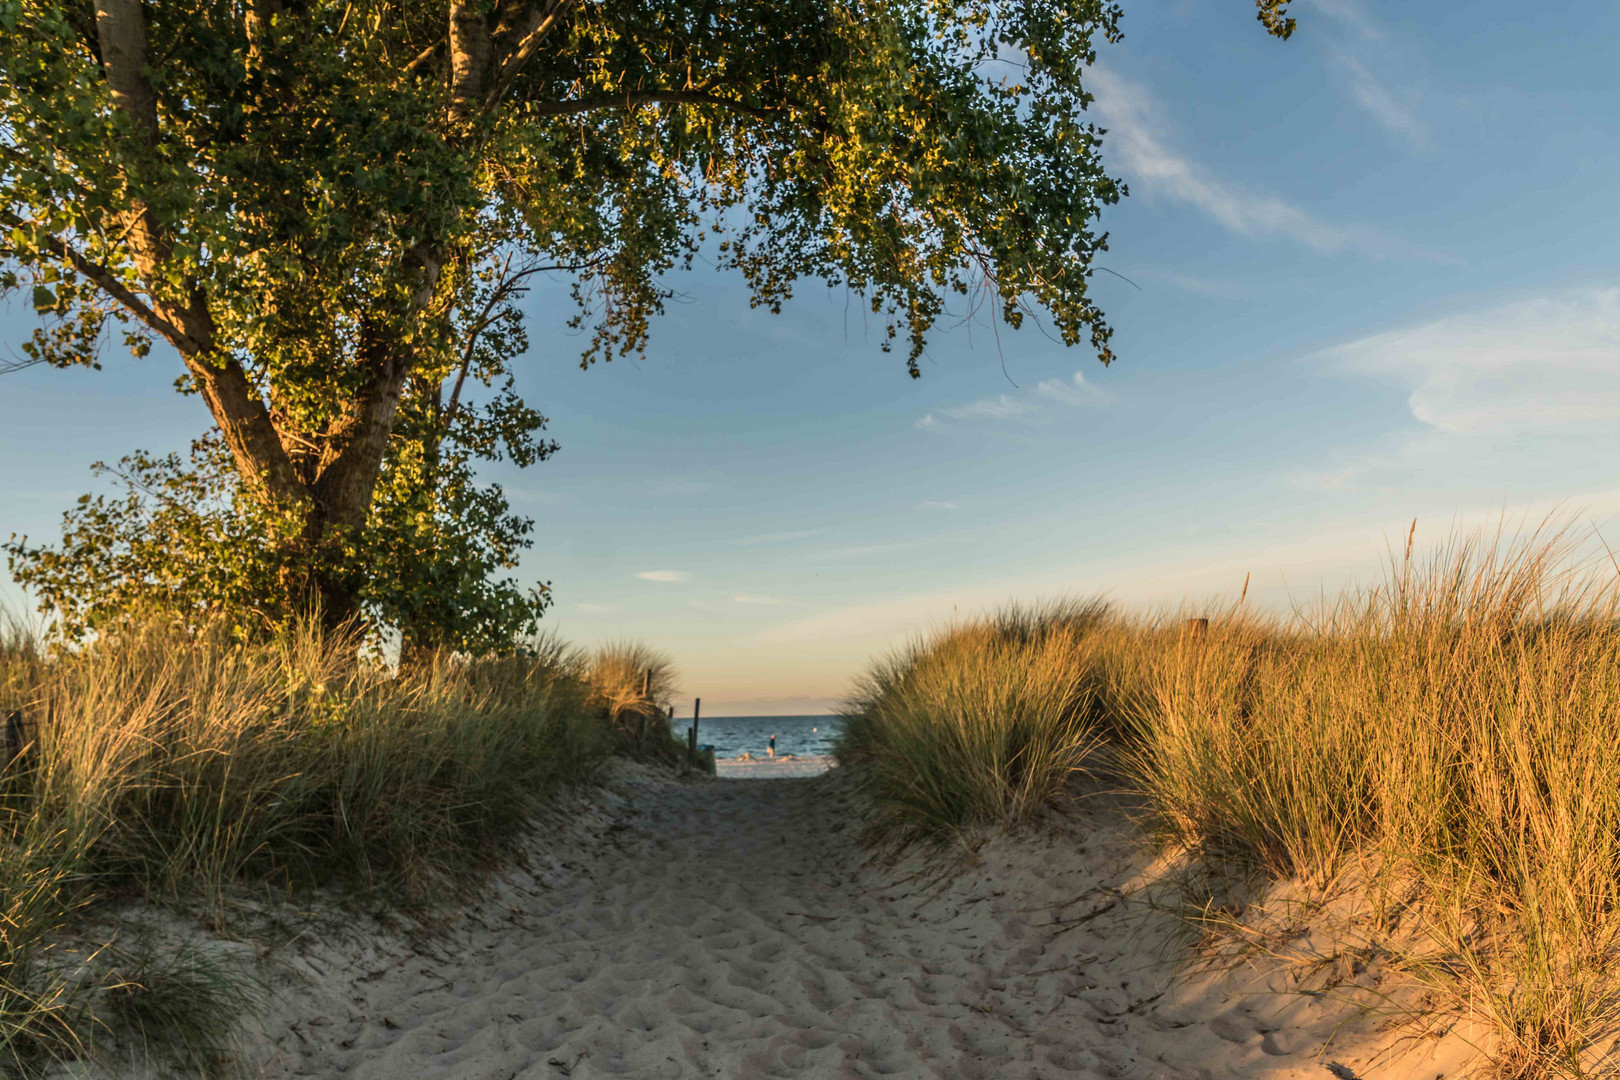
[5,0,1619,714]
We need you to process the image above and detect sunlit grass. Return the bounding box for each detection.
[836,598,1114,848]
[838,527,1620,1077]
[0,617,623,1073]
[585,640,684,762]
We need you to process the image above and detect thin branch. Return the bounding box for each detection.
[0,353,47,376]
[442,256,604,428]
[0,211,197,354]
[401,39,442,79]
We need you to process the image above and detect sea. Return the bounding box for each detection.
[695,714,844,759]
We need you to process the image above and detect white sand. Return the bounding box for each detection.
[240,763,1483,1079]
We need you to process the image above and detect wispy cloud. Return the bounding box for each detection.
[1320,288,1620,435]
[811,541,917,562]
[1036,371,1114,407]
[739,528,823,545]
[635,569,691,583]
[917,500,959,511]
[941,394,1038,421]
[1308,0,1428,146]
[1333,52,1426,145]
[733,594,783,605]
[1157,271,1249,299]
[1087,66,1352,252]
[574,602,625,614]
[647,479,714,498]
[919,370,1115,430]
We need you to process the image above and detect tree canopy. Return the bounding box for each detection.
[1,0,1296,648]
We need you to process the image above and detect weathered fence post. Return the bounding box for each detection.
[689,697,701,763]
[638,667,653,742]
[1183,617,1209,641]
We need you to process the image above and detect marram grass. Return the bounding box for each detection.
[0,618,628,1075]
[836,598,1115,848]
[837,530,1620,1078]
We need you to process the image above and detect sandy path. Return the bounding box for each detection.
[252,766,1476,1080]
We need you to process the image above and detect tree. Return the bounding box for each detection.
[0,0,1286,638]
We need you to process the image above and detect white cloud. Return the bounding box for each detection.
[919,371,1114,430]
[1087,66,1352,252]
[918,500,959,511]
[941,394,1037,421]
[1321,288,1620,435]
[733,594,783,605]
[1036,371,1114,407]
[636,570,691,583]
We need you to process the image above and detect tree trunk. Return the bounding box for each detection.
[88,0,452,634]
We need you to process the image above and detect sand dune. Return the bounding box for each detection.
[244,763,1480,1079]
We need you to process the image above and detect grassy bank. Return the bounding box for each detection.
[0,619,662,1074]
[836,530,1620,1078]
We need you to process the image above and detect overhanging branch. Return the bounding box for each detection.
[0,211,198,354]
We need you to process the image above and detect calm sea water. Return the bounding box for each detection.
[694,715,844,759]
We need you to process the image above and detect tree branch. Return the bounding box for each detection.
[482,0,574,111]
[444,258,599,429]
[0,210,199,354]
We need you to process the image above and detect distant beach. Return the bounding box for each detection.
[700,714,841,777]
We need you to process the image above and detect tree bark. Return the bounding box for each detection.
[448,2,491,126]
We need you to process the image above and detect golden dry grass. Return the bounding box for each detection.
[838,528,1620,1077]
[0,618,623,1073]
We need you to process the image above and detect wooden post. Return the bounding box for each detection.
[1183,617,1209,640]
[638,667,653,742]
[689,697,701,762]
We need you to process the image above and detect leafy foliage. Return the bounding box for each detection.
[3,0,1135,637]
[4,432,550,652]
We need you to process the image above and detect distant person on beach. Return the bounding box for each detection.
[768,734,776,758]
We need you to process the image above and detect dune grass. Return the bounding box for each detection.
[836,598,1115,848]
[584,640,686,762]
[835,529,1620,1077]
[0,618,624,1074]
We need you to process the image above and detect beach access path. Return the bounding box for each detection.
[250,763,1475,1080]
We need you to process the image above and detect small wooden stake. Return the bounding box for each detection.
[1184,617,1209,640]
[689,697,701,762]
